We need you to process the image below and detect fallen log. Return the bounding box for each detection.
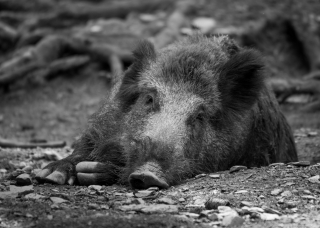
[0,137,66,148]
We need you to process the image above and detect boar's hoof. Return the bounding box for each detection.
[129,170,169,189]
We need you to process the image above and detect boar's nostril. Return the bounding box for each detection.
[129,171,169,189]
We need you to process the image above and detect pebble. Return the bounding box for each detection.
[131,198,145,205]
[205,198,230,209]
[22,166,33,174]
[192,17,217,34]
[88,203,100,210]
[180,212,199,219]
[222,214,244,227]
[308,175,320,184]
[178,198,186,202]
[18,162,27,169]
[261,206,282,215]
[134,190,154,198]
[285,201,299,208]
[195,174,207,178]
[119,204,179,214]
[281,191,293,198]
[301,195,316,200]
[208,213,219,221]
[271,188,283,196]
[303,189,312,195]
[50,197,69,204]
[88,185,102,191]
[209,174,220,179]
[260,213,280,221]
[25,193,45,200]
[235,190,248,194]
[288,161,310,167]
[229,166,247,173]
[240,201,254,207]
[269,163,285,167]
[147,187,159,191]
[307,131,318,137]
[242,206,264,214]
[157,197,176,205]
[16,174,32,186]
[139,14,157,23]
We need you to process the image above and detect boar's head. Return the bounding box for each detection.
[117,35,264,189]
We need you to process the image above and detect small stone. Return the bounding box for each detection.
[261,206,282,215]
[47,215,53,220]
[158,197,176,205]
[139,14,157,23]
[208,213,219,221]
[88,185,102,191]
[22,166,33,174]
[132,198,145,205]
[260,213,280,220]
[15,174,32,186]
[24,193,45,200]
[51,204,60,209]
[50,197,68,204]
[307,131,318,137]
[269,163,285,167]
[205,198,230,210]
[209,174,220,179]
[10,169,24,179]
[180,212,199,219]
[195,174,207,178]
[192,17,217,34]
[235,190,248,194]
[134,190,154,198]
[308,175,320,184]
[100,205,110,210]
[242,206,264,214]
[18,162,27,169]
[281,191,292,198]
[88,203,100,210]
[285,201,299,208]
[147,187,159,191]
[240,201,254,207]
[271,188,283,196]
[178,198,186,202]
[259,195,265,199]
[221,214,244,227]
[229,166,247,173]
[303,190,312,195]
[301,195,316,200]
[288,161,310,167]
[43,149,63,161]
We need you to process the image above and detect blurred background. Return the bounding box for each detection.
[0,0,319,162]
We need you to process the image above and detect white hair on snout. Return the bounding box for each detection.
[141,84,203,150]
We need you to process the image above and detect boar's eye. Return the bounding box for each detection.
[145,94,154,106]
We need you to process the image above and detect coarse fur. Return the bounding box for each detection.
[40,34,298,187]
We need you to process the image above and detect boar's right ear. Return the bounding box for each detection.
[118,40,156,107]
[218,49,264,115]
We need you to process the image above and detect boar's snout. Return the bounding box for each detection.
[128,162,169,189]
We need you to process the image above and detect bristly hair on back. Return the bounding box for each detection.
[117,40,157,110]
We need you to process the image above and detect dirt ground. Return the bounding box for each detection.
[0,0,320,227]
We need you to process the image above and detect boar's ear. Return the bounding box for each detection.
[118,40,156,106]
[218,49,264,114]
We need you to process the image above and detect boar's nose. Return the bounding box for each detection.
[129,171,169,189]
[128,162,169,189]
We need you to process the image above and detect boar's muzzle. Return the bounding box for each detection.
[128,162,169,189]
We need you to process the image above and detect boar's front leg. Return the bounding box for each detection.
[36,132,123,186]
[35,135,94,185]
[75,141,124,186]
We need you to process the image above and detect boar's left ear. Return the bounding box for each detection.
[218,49,264,114]
[118,40,156,107]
